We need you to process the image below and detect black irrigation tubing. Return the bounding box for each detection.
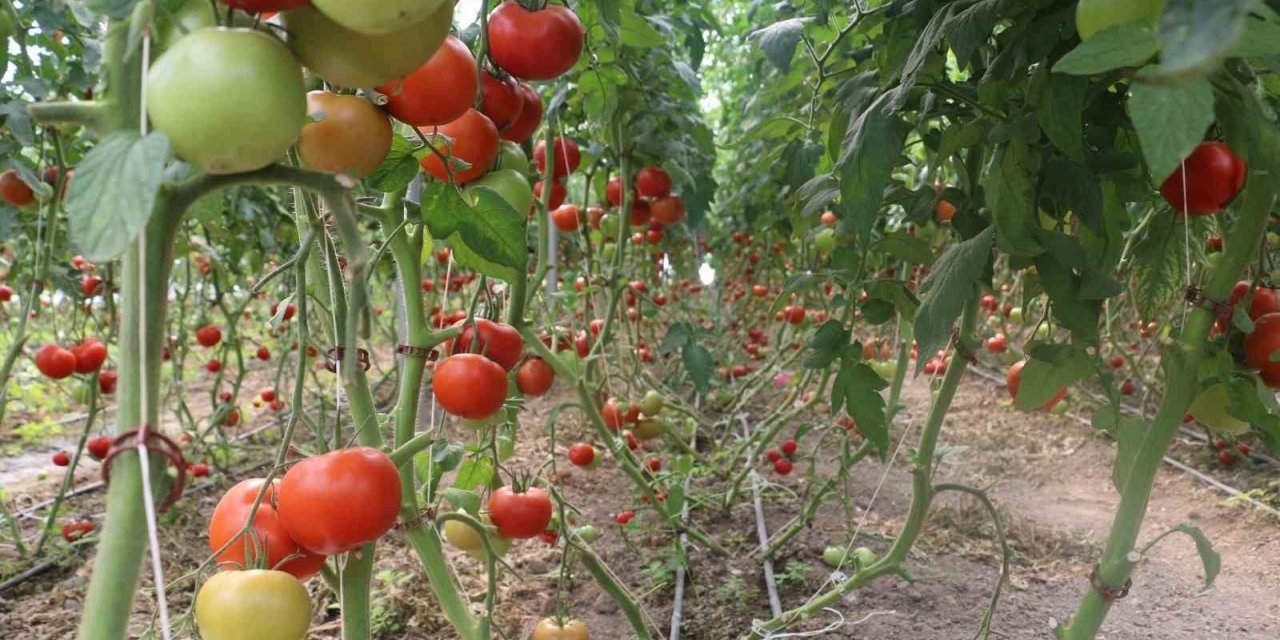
[741,415,783,619]
[966,366,1280,518]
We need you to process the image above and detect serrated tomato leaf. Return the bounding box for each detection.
[66,130,170,262]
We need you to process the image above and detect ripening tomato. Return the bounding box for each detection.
[35,344,77,379]
[479,70,525,130]
[147,29,306,175]
[534,180,567,210]
[532,618,590,640]
[195,570,311,640]
[433,354,509,419]
[551,204,581,232]
[650,195,686,225]
[1006,361,1067,411]
[61,519,95,542]
[487,1,584,81]
[298,91,392,179]
[820,210,837,225]
[635,166,672,199]
[209,479,326,579]
[567,442,595,468]
[602,397,639,428]
[1245,312,1280,388]
[449,318,524,371]
[442,512,512,560]
[0,169,34,207]
[500,83,542,144]
[196,325,222,348]
[488,485,553,539]
[936,199,956,222]
[516,357,555,396]
[533,137,581,179]
[278,447,402,555]
[379,36,477,127]
[71,339,108,374]
[1159,141,1246,216]
[282,2,453,89]
[419,109,500,185]
[217,0,306,12]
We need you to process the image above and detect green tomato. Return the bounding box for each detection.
[814,228,836,254]
[281,1,452,89]
[822,546,846,568]
[638,390,666,416]
[599,213,621,238]
[494,141,531,175]
[1204,252,1223,271]
[851,547,877,567]
[1189,384,1249,436]
[1268,232,1280,250]
[870,359,897,380]
[148,29,306,175]
[1008,307,1024,324]
[465,169,534,214]
[1034,323,1051,339]
[985,315,1002,329]
[311,0,449,36]
[600,243,617,262]
[195,570,311,640]
[1076,0,1165,40]
[1050,398,1070,416]
[572,524,601,543]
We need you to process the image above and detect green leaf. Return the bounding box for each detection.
[1032,252,1101,340]
[366,134,419,193]
[452,457,494,492]
[1157,0,1249,78]
[804,320,851,370]
[681,343,712,394]
[752,18,809,73]
[1039,159,1103,233]
[886,4,955,110]
[831,362,889,455]
[1148,524,1221,588]
[874,233,936,265]
[621,12,665,48]
[423,185,528,283]
[837,94,908,247]
[987,140,1043,257]
[1054,22,1159,75]
[913,226,994,374]
[1035,73,1087,159]
[769,273,820,314]
[66,131,170,262]
[1232,16,1280,57]
[441,488,481,516]
[1131,212,1186,320]
[660,322,692,355]
[1017,343,1093,411]
[867,279,920,320]
[1128,77,1215,185]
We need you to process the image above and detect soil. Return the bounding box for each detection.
[2,369,1278,639]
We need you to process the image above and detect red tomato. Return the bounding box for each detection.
[278,447,402,555]
[635,166,672,199]
[52,451,71,466]
[500,83,542,144]
[449,318,524,371]
[97,369,117,394]
[1159,141,1246,215]
[195,325,223,348]
[433,354,509,419]
[781,439,798,456]
[985,334,1007,353]
[87,435,112,460]
[602,397,639,428]
[1006,361,1066,411]
[650,195,686,225]
[81,276,103,297]
[0,284,12,302]
[209,479,326,579]
[206,359,222,373]
[479,70,525,130]
[1250,288,1280,320]
[534,180,567,210]
[419,109,500,185]
[378,35,477,127]
[551,204,581,232]
[0,169,34,207]
[35,344,77,379]
[773,458,793,475]
[1245,312,1280,387]
[751,285,769,298]
[628,199,651,226]
[567,442,595,468]
[488,486,553,539]
[516,357,555,396]
[71,339,108,374]
[820,211,837,225]
[487,1,584,81]
[615,510,635,525]
[533,137,581,179]
[605,176,633,207]
[61,519,94,542]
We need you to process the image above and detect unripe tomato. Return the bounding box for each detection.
[635,166,672,199]
[378,35,476,127]
[147,29,306,175]
[466,169,534,214]
[500,83,543,144]
[0,169,34,207]
[487,1,584,81]
[298,91,392,179]
[35,344,77,379]
[195,570,311,640]
[1006,361,1066,412]
[638,390,665,416]
[488,485,553,539]
[479,71,525,130]
[433,354,509,419]
[532,618,590,640]
[1189,384,1249,435]
[442,512,512,560]
[282,2,452,89]
[310,0,449,37]
[494,140,531,175]
[277,447,402,555]
[633,419,664,441]
[814,228,836,253]
[533,137,581,179]
[822,546,846,568]
[209,479,326,580]
[419,109,500,185]
[1159,141,1246,216]
[217,0,306,13]
[516,357,555,396]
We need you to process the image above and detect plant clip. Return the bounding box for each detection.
[1088,566,1132,602]
[396,344,437,360]
[100,423,188,512]
[325,347,371,373]
[1184,285,1234,324]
